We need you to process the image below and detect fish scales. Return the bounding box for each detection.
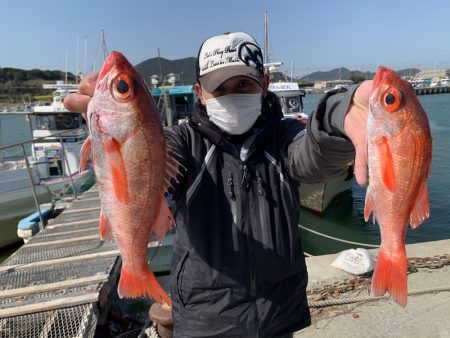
[82,51,176,305]
[365,66,432,307]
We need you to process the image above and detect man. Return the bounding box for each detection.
[65,32,371,338]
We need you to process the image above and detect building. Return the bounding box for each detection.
[314,80,354,91]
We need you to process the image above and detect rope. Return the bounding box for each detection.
[299,224,380,248]
[309,285,450,308]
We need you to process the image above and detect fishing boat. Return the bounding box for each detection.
[151,82,197,126]
[267,79,353,214]
[0,81,94,247]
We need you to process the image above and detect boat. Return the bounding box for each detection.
[266,73,353,214]
[268,81,308,120]
[0,81,94,247]
[151,83,197,126]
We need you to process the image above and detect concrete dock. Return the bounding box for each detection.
[296,239,450,337]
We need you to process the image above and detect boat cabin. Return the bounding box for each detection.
[30,82,88,179]
[268,82,306,117]
[151,85,197,126]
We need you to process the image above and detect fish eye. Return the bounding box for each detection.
[111,73,136,102]
[116,79,129,94]
[382,87,404,113]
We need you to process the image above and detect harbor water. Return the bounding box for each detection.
[1,92,449,261]
[300,92,450,255]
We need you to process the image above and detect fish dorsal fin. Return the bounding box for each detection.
[409,183,430,229]
[104,136,129,204]
[80,135,92,172]
[375,136,396,192]
[163,143,185,194]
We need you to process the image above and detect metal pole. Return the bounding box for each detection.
[26,114,34,159]
[163,91,173,127]
[21,144,45,231]
[59,135,77,199]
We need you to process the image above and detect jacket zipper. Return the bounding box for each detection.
[256,170,271,249]
[227,173,239,252]
[241,163,259,337]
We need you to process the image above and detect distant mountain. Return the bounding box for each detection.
[134,57,197,86]
[298,67,420,82]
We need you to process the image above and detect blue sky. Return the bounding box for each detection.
[1,0,450,78]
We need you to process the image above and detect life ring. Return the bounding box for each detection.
[288,98,299,109]
[57,115,75,128]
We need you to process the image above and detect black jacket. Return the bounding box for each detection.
[164,87,357,338]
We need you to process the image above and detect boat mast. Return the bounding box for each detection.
[264,11,270,64]
[100,29,109,61]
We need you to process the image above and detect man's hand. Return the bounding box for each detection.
[64,72,99,117]
[344,80,372,187]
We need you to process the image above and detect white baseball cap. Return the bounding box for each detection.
[196,32,264,92]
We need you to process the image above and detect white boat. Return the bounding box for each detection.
[0,81,94,247]
[268,81,308,119]
[439,77,450,87]
[267,81,353,214]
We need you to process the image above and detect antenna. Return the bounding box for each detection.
[76,35,79,83]
[158,48,163,84]
[84,35,87,76]
[65,49,68,84]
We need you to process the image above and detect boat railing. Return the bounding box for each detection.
[0,129,88,231]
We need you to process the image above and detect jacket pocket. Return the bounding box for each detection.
[175,250,190,308]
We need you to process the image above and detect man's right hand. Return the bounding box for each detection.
[64,72,99,117]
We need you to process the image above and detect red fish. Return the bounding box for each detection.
[365,66,432,307]
[81,51,180,305]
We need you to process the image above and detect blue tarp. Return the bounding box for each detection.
[151,85,194,97]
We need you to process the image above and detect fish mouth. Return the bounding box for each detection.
[97,51,124,83]
[373,66,401,91]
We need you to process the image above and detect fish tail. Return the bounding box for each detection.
[371,245,408,307]
[117,266,171,305]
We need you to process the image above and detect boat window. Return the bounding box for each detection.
[36,114,81,130]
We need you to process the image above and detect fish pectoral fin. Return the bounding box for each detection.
[152,195,175,240]
[409,183,430,229]
[375,136,396,192]
[80,135,92,172]
[104,136,129,204]
[99,209,113,241]
[364,191,374,223]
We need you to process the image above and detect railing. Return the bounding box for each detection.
[0,129,87,231]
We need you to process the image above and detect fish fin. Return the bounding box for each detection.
[104,137,129,204]
[99,210,113,241]
[79,136,92,172]
[163,143,185,193]
[153,195,175,240]
[117,266,171,305]
[364,191,374,222]
[371,244,408,307]
[409,183,430,229]
[375,136,396,192]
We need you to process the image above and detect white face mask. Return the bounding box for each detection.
[205,93,262,135]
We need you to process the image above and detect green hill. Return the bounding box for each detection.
[134,57,197,86]
[0,67,76,103]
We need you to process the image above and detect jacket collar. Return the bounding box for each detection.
[189,91,283,161]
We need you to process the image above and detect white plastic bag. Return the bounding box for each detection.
[330,248,375,275]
